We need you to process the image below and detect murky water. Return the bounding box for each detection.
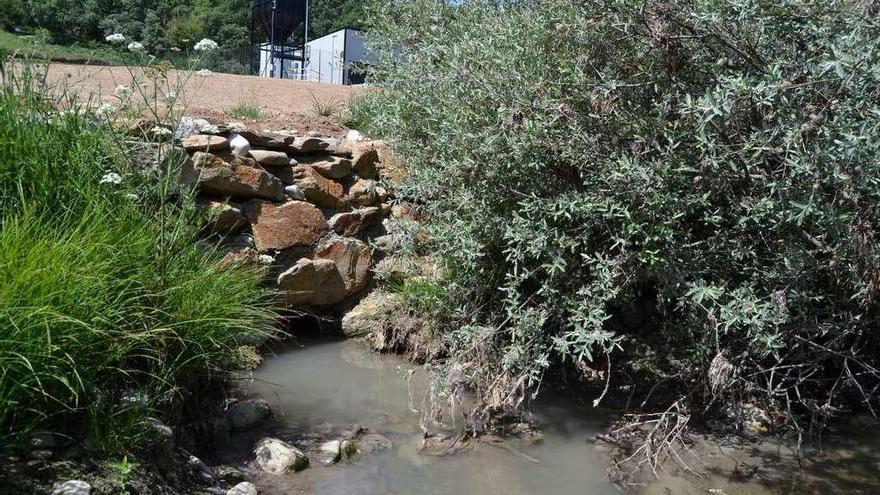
[235,339,880,495]
[238,339,619,495]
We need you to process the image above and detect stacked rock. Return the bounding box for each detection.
[177,123,391,308]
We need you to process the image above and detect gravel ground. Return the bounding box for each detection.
[42,63,364,134]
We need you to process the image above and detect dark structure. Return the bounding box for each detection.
[251,0,309,78]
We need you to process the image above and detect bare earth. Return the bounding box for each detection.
[43,63,364,135]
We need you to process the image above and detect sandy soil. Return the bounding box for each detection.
[41,63,364,134]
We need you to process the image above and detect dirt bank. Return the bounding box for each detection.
[42,63,364,132]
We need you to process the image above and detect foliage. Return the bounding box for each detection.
[341,93,380,133]
[364,0,880,432]
[0,31,133,65]
[0,0,26,30]
[0,62,276,452]
[309,0,368,39]
[310,94,342,117]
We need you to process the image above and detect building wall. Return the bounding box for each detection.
[305,28,346,84]
[257,28,372,85]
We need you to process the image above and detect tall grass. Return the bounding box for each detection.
[0,62,276,453]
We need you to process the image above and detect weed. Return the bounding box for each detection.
[310,94,342,118]
[229,100,261,120]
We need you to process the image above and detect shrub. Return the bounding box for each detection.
[0,63,276,452]
[364,0,880,432]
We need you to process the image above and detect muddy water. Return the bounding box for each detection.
[238,339,618,495]
[236,339,880,495]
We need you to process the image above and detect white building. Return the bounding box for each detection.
[258,28,373,85]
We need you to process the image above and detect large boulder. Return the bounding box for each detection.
[314,238,372,296]
[348,179,379,207]
[227,399,271,431]
[351,144,380,179]
[188,152,283,201]
[292,165,347,209]
[341,291,406,338]
[298,154,352,180]
[244,200,328,252]
[249,149,291,167]
[182,134,229,153]
[327,206,383,236]
[277,258,347,306]
[253,437,309,474]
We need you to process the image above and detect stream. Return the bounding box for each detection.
[224,339,880,495]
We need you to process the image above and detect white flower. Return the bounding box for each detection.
[105,33,126,44]
[193,38,219,52]
[113,85,132,99]
[195,69,214,77]
[127,42,146,53]
[100,172,123,185]
[164,91,178,102]
[169,47,181,52]
[258,254,275,265]
[151,126,172,137]
[95,103,117,118]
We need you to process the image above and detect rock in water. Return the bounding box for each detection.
[253,438,309,474]
[52,480,91,495]
[226,482,258,495]
[227,399,271,431]
[243,200,328,252]
[357,433,393,453]
[277,259,347,307]
[213,465,246,484]
[317,440,358,465]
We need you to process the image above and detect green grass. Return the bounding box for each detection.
[0,30,132,65]
[228,101,262,120]
[0,62,277,453]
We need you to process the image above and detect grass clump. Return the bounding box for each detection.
[0,62,276,453]
[228,100,262,120]
[311,94,343,118]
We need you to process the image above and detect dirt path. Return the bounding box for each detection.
[42,63,364,133]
